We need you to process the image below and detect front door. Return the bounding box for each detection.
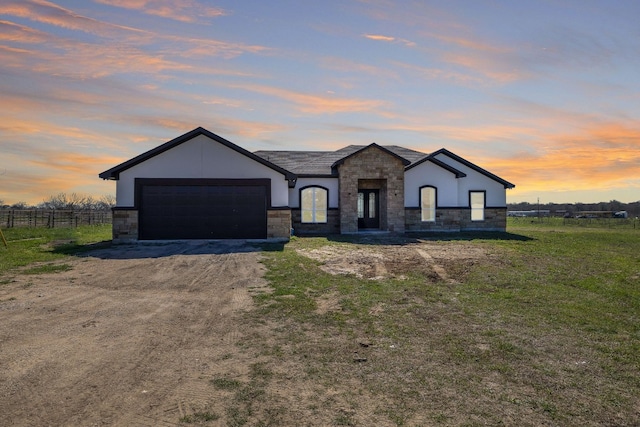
[357,189,379,229]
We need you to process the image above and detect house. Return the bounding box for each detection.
[99,127,514,242]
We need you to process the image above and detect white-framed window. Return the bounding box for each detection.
[420,186,436,222]
[301,186,328,223]
[470,191,485,221]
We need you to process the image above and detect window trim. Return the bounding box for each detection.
[419,185,437,222]
[469,190,486,221]
[300,185,328,224]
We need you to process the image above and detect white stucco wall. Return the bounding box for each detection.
[289,177,339,208]
[115,134,290,207]
[404,162,459,207]
[432,153,507,207]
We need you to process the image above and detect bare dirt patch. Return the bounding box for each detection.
[0,241,272,427]
[297,239,494,283]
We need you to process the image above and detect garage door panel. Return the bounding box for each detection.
[139,183,267,240]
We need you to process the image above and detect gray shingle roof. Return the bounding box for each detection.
[254,145,430,175]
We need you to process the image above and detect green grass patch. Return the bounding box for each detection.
[250,226,640,425]
[211,377,243,391]
[22,263,73,275]
[216,363,282,427]
[0,225,111,277]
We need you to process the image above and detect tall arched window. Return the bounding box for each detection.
[420,186,436,222]
[301,186,327,223]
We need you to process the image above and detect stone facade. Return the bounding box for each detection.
[112,208,291,242]
[405,207,507,232]
[112,208,138,243]
[460,207,507,231]
[267,209,292,239]
[337,146,405,234]
[292,208,340,235]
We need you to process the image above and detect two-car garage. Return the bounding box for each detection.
[99,127,296,242]
[136,179,269,240]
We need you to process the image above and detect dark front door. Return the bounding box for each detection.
[357,189,379,229]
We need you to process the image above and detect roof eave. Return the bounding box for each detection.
[432,148,515,189]
[98,127,296,182]
[331,143,411,168]
[405,156,467,178]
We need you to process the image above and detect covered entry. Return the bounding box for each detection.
[136,178,269,240]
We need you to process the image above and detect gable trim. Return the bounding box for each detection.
[99,127,297,185]
[331,143,411,169]
[405,156,467,177]
[431,148,515,189]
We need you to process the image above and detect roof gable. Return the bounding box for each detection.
[405,156,467,177]
[99,127,296,182]
[331,143,411,169]
[431,148,515,189]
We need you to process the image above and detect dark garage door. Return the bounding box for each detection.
[139,181,268,240]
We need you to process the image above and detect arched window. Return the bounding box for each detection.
[301,186,327,223]
[420,186,436,222]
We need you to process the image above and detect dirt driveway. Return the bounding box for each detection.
[0,241,272,427]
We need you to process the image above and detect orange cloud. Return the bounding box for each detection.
[227,83,390,115]
[95,0,226,23]
[0,19,49,43]
[1,2,267,70]
[363,33,415,47]
[1,148,123,205]
[167,35,270,59]
[426,32,509,54]
[479,122,640,195]
[440,52,525,83]
[392,61,484,85]
[0,22,264,81]
[320,56,398,80]
[0,0,148,36]
[364,33,395,42]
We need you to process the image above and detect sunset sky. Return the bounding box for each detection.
[1,0,639,206]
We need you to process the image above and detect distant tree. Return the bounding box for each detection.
[508,200,640,216]
[608,200,624,212]
[38,192,87,210]
[10,201,29,209]
[95,194,116,210]
[38,192,115,210]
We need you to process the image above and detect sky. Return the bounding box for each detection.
[1,0,639,206]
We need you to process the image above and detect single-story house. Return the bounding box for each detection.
[99,127,514,242]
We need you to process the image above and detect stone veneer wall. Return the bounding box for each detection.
[291,208,340,235]
[338,147,405,233]
[267,209,292,239]
[460,207,507,231]
[112,208,138,243]
[112,208,290,242]
[405,207,507,232]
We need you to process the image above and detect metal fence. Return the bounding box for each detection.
[0,209,112,228]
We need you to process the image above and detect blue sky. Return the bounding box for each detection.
[1,0,639,205]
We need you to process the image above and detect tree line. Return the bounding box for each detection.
[0,193,116,211]
[508,200,640,216]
